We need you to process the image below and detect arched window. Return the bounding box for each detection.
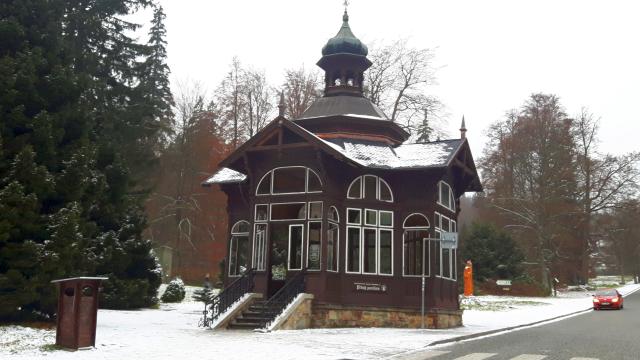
[327,206,339,272]
[347,175,393,202]
[229,220,250,276]
[403,213,430,277]
[437,181,456,211]
[256,167,323,195]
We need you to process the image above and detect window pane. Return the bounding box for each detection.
[379,179,392,201]
[309,202,323,219]
[347,208,361,225]
[327,222,339,271]
[452,249,457,280]
[328,206,339,222]
[404,230,428,276]
[365,209,377,226]
[439,182,451,209]
[273,167,306,193]
[308,222,321,270]
[229,235,250,276]
[379,211,393,227]
[232,221,250,234]
[379,230,392,275]
[364,175,377,200]
[434,240,441,276]
[307,170,322,192]
[289,225,304,270]
[271,203,306,220]
[255,205,268,222]
[442,216,451,232]
[257,173,272,195]
[363,228,377,274]
[253,224,267,271]
[442,248,451,278]
[348,177,362,198]
[347,227,361,272]
[404,214,428,228]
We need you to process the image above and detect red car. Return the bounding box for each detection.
[593,289,624,310]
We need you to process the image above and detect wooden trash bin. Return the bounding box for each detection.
[51,277,107,350]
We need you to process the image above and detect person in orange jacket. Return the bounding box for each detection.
[463,260,473,296]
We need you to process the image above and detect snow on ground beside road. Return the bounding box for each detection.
[2,284,639,360]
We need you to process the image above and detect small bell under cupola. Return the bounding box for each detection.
[317,9,372,97]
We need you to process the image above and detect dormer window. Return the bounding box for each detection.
[437,181,456,212]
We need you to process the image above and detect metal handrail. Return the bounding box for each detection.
[209,268,255,322]
[258,269,306,328]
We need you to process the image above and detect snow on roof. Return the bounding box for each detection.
[203,167,247,185]
[293,121,462,169]
[335,139,461,169]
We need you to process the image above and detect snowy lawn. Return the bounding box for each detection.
[2,283,639,360]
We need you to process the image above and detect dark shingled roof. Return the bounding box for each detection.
[297,95,389,121]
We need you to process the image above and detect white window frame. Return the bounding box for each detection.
[269,202,307,221]
[287,224,304,271]
[308,201,323,220]
[252,223,267,271]
[364,208,377,227]
[437,181,455,212]
[255,166,323,196]
[434,211,456,281]
[229,220,250,277]
[402,213,430,277]
[254,204,269,222]
[346,175,394,203]
[328,206,340,223]
[327,220,340,273]
[379,210,394,228]
[361,226,378,275]
[377,228,394,276]
[346,208,362,225]
[347,177,363,199]
[345,226,362,274]
[306,221,322,271]
[378,178,394,203]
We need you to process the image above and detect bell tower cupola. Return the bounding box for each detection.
[317,9,372,97]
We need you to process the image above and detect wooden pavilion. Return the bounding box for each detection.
[203,9,482,329]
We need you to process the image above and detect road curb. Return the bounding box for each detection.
[426,306,592,347]
[425,285,640,348]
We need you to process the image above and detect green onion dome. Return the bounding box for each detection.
[321,10,368,57]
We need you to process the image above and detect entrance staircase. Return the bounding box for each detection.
[224,270,307,330]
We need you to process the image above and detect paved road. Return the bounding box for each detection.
[417,289,640,360]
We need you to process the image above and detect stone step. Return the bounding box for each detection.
[228,321,262,330]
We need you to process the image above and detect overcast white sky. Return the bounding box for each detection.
[142,0,640,157]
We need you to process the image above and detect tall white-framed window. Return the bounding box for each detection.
[327,206,340,272]
[253,223,267,271]
[345,208,393,275]
[347,175,393,202]
[435,212,457,280]
[256,166,323,195]
[229,220,251,276]
[437,181,456,212]
[402,213,430,277]
[307,220,322,271]
[288,224,304,270]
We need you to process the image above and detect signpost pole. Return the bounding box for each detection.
[421,276,425,329]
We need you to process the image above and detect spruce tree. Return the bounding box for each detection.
[0,0,169,320]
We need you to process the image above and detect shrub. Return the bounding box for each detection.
[161,278,185,303]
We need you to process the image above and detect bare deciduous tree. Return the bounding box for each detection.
[282,66,322,119]
[365,39,445,141]
[572,108,640,281]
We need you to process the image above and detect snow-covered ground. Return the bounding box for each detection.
[2,283,639,360]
